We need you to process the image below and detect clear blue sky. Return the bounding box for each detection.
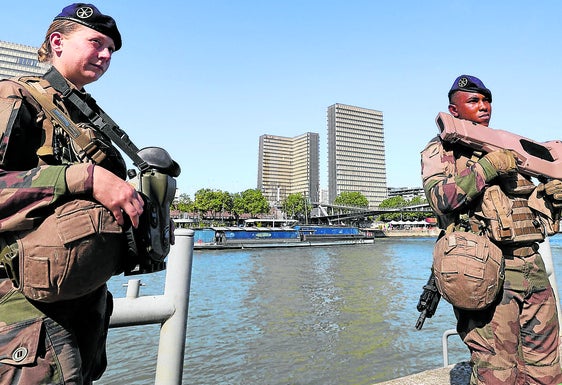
[3,1,561,198]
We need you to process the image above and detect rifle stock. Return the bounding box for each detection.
[436,112,562,179]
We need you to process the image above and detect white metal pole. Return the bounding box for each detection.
[538,237,562,329]
[154,229,194,385]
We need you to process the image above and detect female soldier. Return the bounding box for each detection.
[0,4,144,384]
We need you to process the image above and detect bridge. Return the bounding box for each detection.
[307,202,432,225]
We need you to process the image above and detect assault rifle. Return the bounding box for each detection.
[436,112,562,180]
[415,113,562,329]
[415,272,441,330]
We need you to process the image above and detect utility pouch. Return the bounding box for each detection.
[0,235,20,288]
[475,185,544,243]
[432,229,504,310]
[0,96,23,168]
[17,199,125,302]
[124,169,176,275]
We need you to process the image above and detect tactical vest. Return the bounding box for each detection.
[14,76,127,179]
[453,145,544,244]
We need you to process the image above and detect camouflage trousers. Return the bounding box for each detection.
[0,279,112,385]
[455,251,562,385]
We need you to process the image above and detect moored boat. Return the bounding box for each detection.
[190,220,375,250]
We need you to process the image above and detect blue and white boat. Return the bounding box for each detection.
[189,219,375,250]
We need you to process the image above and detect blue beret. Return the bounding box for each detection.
[448,75,492,102]
[54,3,121,51]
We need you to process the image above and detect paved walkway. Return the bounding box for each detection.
[375,362,471,385]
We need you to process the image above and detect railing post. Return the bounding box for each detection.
[154,228,194,385]
[538,237,562,328]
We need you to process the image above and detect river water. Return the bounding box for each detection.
[98,235,562,385]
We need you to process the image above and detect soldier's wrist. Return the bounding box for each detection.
[477,157,498,181]
[66,163,94,195]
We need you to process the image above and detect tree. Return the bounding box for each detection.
[377,195,432,221]
[174,193,194,213]
[379,196,407,208]
[282,193,312,220]
[232,189,270,218]
[193,188,232,218]
[333,191,369,208]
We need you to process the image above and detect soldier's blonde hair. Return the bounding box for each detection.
[38,20,80,63]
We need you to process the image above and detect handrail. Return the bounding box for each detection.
[108,228,194,385]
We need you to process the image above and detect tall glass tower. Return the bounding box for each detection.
[327,103,386,208]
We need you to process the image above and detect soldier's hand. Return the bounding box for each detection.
[538,179,562,208]
[92,166,145,227]
[480,150,517,176]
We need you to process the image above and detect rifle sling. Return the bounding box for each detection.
[42,70,150,173]
[16,78,107,165]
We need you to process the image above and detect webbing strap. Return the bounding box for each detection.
[42,70,149,172]
[490,188,512,239]
[16,78,107,165]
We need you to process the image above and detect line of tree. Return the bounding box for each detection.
[377,195,432,221]
[173,188,270,222]
[173,189,375,222]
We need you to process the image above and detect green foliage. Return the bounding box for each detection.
[282,193,312,219]
[174,193,194,213]
[379,196,407,208]
[333,191,369,207]
[193,188,233,216]
[233,189,270,217]
[377,195,431,221]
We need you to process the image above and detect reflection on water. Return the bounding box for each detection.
[99,235,562,385]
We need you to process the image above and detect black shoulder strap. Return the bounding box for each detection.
[43,69,150,172]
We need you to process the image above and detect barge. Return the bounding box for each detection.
[190,219,375,250]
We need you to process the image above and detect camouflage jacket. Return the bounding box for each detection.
[421,135,488,226]
[0,67,125,232]
[421,134,559,236]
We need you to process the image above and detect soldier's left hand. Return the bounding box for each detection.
[538,179,562,208]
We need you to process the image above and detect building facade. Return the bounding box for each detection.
[327,103,386,208]
[387,187,424,200]
[0,41,50,80]
[258,132,319,206]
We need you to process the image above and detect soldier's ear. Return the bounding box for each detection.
[448,104,459,118]
[50,32,64,54]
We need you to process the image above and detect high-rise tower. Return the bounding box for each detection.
[258,132,319,206]
[0,41,50,80]
[327,103,386,207]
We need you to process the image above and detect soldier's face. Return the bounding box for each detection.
[50,25,115,89]
[448,91,492,126]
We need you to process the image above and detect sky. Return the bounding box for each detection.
[2,1,562,198]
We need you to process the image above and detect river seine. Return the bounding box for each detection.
[98,235,562,385]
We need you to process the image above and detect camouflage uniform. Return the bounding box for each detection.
[0,67,127,384]
[421,135,562,385]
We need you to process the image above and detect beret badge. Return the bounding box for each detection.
[76,6,94,19]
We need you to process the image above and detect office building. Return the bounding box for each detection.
[0,41,50,80]
[327,103,386,208]
[258,132,319,206]
[388,187,424,200]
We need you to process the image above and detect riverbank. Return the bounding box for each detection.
[370,228,440,238]
[375,362,471,385]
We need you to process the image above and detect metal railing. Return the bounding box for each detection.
[441,236,561,367]
[108,228,194,385]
